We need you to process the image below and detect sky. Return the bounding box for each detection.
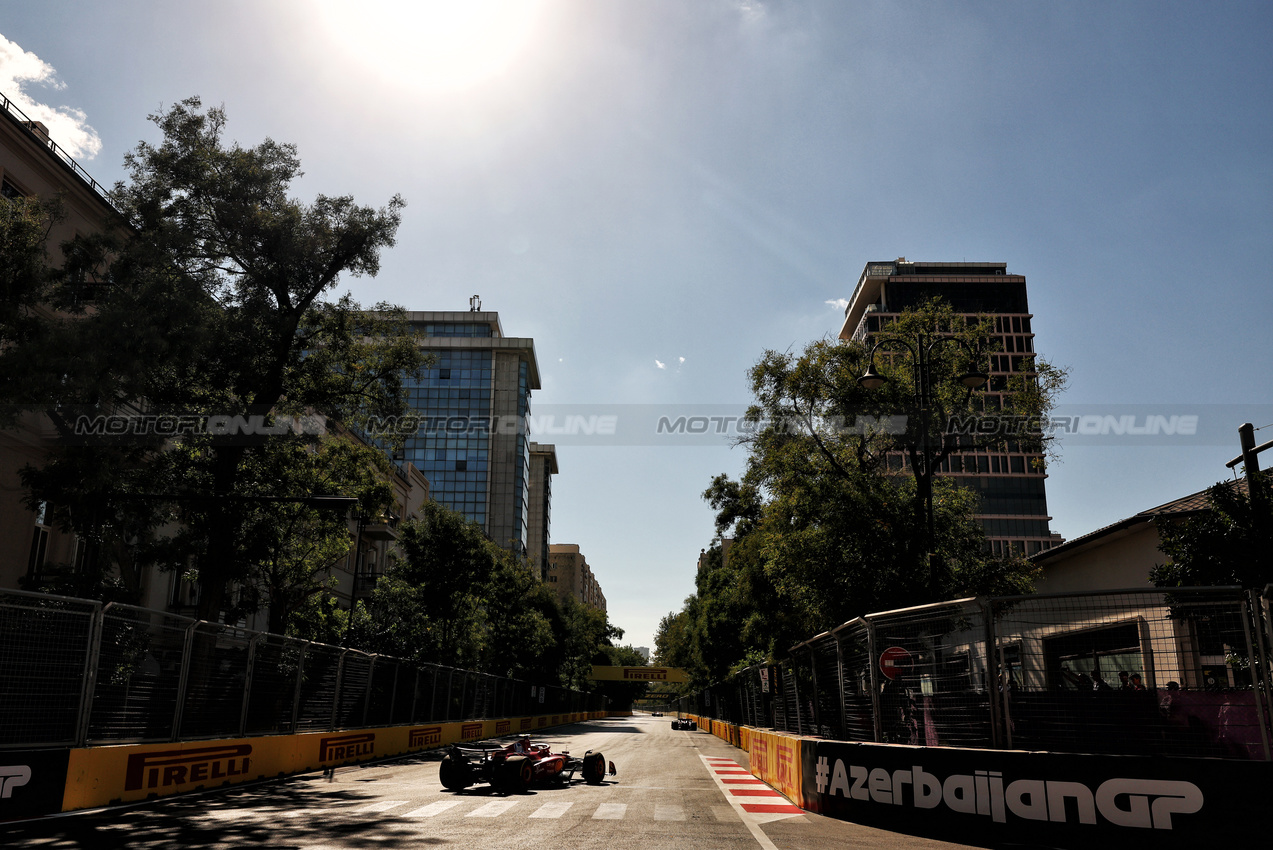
[2,1,1271,652]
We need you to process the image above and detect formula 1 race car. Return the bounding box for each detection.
[439,736,615,793]
[670,717,697,731]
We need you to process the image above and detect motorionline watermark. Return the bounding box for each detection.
[46,405,1262,448]
[67,413,329,441]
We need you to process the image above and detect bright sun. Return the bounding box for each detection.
[317,0,545,92]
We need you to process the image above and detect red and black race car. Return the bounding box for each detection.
[439,736,615,793]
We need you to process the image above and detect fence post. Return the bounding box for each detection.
[290,642,307,733]
[75,600,106,747]
[428,665,439,721]
[331,649,348,731]
[409,666,420,724]
[239,633,261,738]
[444,668,454,720]
[834,633,848,743]
[388,659,401,725]
[789,663,803,736]
[865,617,882,743]
[982,598,1003,750]
[805,647,820,735]
[1240,591,1272,760]
[361,656,376,726]
[171,620,200,742]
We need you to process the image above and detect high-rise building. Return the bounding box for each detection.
[526,442,558,580]
[547,543,606,613]
[838,259,1057,556]
[399,311,540,557]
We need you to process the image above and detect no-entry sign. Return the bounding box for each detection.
[879,646,912,680]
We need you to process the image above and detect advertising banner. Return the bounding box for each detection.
[802,739,1272,847]
[0,748,69,823]
[588,666,689,683]
[748,729,804,807]
[61,711,604,813]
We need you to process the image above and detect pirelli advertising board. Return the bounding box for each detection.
[589,666,689,683]
[58,711,605,813]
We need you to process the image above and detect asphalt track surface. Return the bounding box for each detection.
[0,714,1005,849]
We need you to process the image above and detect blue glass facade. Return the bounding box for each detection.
[393,314,539,558]
[402,349,492,528]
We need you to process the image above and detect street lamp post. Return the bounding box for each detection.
[858,332,988,597]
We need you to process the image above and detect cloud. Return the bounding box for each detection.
[0,32,102,159]
[655,359,666,370]
[678,356,685,364]
[826,298,849,311]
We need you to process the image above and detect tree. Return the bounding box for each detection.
[366,501,496,665]
[1152,474,1273,589]
[663,300,1056,676]
[0,195,62,418]
[17,98,425,620]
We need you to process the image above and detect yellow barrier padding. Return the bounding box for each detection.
[684,714,804,809]
[62,711,608,812]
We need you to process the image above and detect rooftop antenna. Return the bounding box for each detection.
[470,294,481,312]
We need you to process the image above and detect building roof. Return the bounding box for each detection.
[838,258,1016,341]
[1032,477,1250,564]
[529,442,559,474]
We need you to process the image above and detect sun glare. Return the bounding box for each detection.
[318,0,545,92]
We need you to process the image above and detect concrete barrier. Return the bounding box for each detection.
[1,710,614,821]
[682,714,1271,847]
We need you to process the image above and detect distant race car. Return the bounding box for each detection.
[670,717,697,731]
[439,736,615,793]
[650,711,662,717]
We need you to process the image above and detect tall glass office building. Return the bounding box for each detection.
[397,312,540,557]
[839,260,1062,557]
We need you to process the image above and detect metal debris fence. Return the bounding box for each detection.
[677,586,1273,761]
[0,589,602,750]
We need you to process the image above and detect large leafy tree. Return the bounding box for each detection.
[17,98,425,622]
[365,501,496,666]
[659,301,1059,678]
[365,501,625,688]
[1152,473,1273,589]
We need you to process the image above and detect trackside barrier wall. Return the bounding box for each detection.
[682,713,1271,847]
[1,710,616,821]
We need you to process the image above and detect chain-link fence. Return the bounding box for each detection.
[0,589,604,750]
[678,586,1273,761]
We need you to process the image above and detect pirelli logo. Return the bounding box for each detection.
[753,738,770,774]
[319,733,375,762]
[624,668,668,680]
[777,744,794,785]
[520,718,532,731]
[537,717,547,727]
[496,720,511,735]
[461,723,482,740]
[408,726,442,748]
[125,745,253,791]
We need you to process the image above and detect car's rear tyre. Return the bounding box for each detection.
[582,751,605,785]
[439,755,469,790]
[504,755,533,792]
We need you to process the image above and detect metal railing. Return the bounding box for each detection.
[0,589,602,749]
[678,586,1273,761]
[1,90,121,214]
